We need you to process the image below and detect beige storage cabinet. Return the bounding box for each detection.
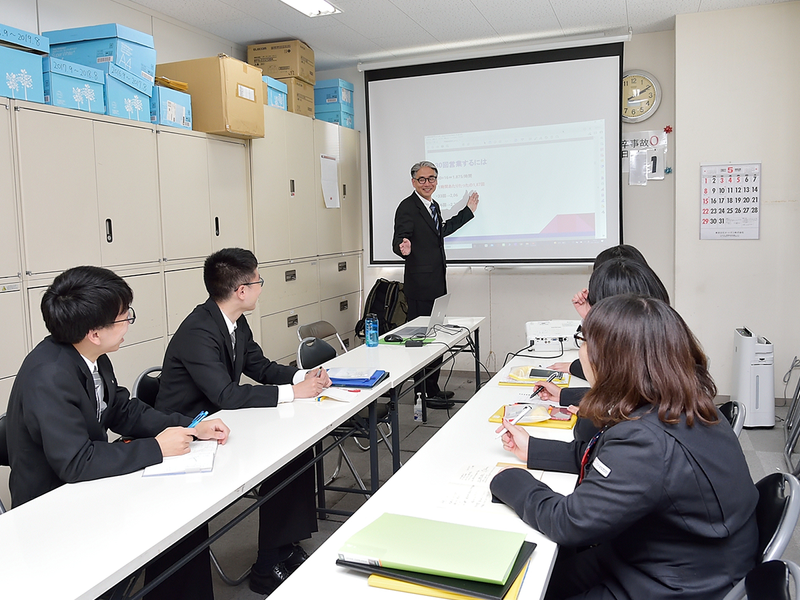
[260,303,321,363]
[258,260,319,317]
[252,107,291,262]
[313,119,342,256]
[164,265,207,335]
[339,126,362,253]
[207,137,251,251]
[0,100,20,278]
[318,254,360,300]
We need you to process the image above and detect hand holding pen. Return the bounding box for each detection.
[495,372,561,439]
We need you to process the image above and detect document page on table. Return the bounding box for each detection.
[437,463,545,509]
[143,440,218,476]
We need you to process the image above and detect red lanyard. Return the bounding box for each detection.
[579,425,608,483]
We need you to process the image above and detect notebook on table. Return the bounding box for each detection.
[393,293,451,338]
[337,513,526,585]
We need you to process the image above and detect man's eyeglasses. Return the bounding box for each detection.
[241,277,264,289]
[111,307,136,326]
[574,332,586,348]
[414,176,437,184]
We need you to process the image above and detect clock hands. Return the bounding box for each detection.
[627,84,652,102]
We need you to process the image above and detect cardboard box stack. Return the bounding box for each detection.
[0,23,48,103]
[248,40,315,117]
[44,24,156,123]
[156,55,264,139]
[314,78,354,129]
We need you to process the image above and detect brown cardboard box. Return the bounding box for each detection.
[156,54,264,139]
[281,77,314,118]
[248,40,315,85]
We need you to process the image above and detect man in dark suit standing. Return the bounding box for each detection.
[156,248,330,596]
[392,161,479,407]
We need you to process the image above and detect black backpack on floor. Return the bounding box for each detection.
[356,279,407,338]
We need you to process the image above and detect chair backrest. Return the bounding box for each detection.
[756,472,800,562]
[132,367,162,408]
[720,400,746,438]
[297,320,348,353]
[744,559,800,600]
[297,337,337,370]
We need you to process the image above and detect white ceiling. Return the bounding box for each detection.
[130,0,788,71]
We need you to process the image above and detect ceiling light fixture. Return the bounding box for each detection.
[279,0,341,17]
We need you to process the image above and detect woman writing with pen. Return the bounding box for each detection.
[491,295,758,600]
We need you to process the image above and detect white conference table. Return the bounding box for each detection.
[270,351,587,600]
[0,316,483,600]
[0,376,393,600]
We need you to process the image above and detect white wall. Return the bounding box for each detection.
[0,0,245,63]
[320,31,678,373]
[675,1,800,396]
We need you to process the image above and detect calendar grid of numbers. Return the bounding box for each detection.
[700,163,761,240]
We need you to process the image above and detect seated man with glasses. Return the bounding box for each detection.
[6,265,230,599]
[392,160,479,407]
[155,247,330,596]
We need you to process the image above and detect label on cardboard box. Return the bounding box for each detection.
[237,83,255,102]
[108,62,152,96]
[248,40,314,85]
[0,22,49,54]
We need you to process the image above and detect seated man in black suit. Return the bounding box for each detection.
[6,265,229,600]
[156,247,330,595]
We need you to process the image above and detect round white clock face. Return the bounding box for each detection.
[622,70,661,123]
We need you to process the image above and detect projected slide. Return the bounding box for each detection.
[426,120,606,252]
[366,44,622,264]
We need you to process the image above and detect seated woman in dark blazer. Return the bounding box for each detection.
[491,295,758,600]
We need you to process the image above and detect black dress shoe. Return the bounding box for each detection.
[436,390,455,400]
[249,562,291,595]
[284,544,310,571]
[425,397,455,409]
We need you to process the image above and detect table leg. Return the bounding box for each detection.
[369,401,379,494]
[391,387,401,473]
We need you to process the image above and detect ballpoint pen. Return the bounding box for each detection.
[188,410,208,428]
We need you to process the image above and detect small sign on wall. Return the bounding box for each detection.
[700,163,761,240]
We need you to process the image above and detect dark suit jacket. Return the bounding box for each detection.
[392,192,474,301]
[6,337,187,507]
[156,298,299,417]
[490,407,759,600]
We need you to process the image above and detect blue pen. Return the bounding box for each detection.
[188,410,208,428]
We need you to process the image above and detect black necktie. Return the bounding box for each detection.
[430,203,440,233]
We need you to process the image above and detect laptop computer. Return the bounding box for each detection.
[393,294,451,338]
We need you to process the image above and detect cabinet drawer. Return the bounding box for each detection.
[259,260,319,316]
[318,254,360,300]
[164,267,206,336]
[260,303,321,363]
[319,292,361,339]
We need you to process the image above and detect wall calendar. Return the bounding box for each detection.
[700,163,761,240]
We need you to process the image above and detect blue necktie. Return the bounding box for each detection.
[430,203,439,232]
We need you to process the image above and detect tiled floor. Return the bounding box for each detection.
[203,373,800,599]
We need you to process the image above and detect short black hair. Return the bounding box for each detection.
[593,244,648,270]
[587,257,670,307]
[41,266,133,344]
[204,248,258,302]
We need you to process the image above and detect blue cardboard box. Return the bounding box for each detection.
[0,22,49,53]
[262,76,287,111]
[0,45,44,103]
[44,23,156,83]
[150,86,192,129]
[314,78,353,111]
[42,57,105,114]
[105,63,152,123]
[315,104,354,129]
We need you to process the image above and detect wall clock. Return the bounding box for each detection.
[622,70,661,123]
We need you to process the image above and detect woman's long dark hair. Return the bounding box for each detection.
[580,295,718,428]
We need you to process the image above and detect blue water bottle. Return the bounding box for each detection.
[365,313,379,347]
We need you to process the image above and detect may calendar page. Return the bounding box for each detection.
[700,163,761,240]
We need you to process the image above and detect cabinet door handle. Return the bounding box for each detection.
[340,300,348,311]
[290,179,295,196]
[105,219,113,243]
[285,269,297,282]
[338,261,347,272]
[342,183,346,197]
[287,315,299,328]
[215,217,220,237]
